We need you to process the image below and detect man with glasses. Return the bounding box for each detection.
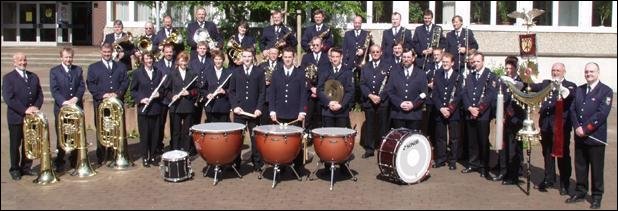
[359,45,390,158]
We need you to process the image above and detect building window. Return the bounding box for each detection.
[439,1,456,25]
[135,2,152,22]
[496,1,516,25]
[373,1,392,23]
[113,1,129,21]
[558,1,578,26]
[409,1,429,24]
[533,1,552,26]
[592,1,612,27]
[2,2,17,41]
[470,1,490,25]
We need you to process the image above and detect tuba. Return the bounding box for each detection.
[24,112,59,185]
[193,28,218,49]
[324,79,344,103]
[226,37,243,62]
[97,97,132,169]
[58,104,97,177]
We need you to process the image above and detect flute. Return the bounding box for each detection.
[141,74,167,113]
[168,76,198,107]
[204,73,233,108]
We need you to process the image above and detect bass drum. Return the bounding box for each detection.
[377,128,432,184]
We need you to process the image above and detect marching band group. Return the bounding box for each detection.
[2,7,613,209]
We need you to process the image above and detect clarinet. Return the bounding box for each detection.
[472,71,491,119]
[377,65,393,95]
[448,73,461,105]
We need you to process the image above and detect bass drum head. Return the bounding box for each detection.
[395,133,432,183]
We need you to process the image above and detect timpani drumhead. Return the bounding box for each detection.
[312,127,356,137]
[254,124,304,135]
[190,122,246,133]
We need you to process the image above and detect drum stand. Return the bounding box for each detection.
[258,163,302,189]
[307,161,357,190]
[203,164,242,186]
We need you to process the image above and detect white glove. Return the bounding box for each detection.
[500,76,515,84]
[559,85,570,99]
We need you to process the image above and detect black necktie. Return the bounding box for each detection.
[334,67,339,74]
[445,72,449,80]
[245,67,250,76]
[21,71,27,83]
[373,62,378,69]
[587,85,591,95]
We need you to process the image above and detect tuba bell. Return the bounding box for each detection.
[226,37,243,62]
[112,32,134,61]
[58,104,97,177]
[24,112,59,185]
[97,97,133,169]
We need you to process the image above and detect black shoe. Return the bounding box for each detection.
[54,163,64,172]
[565,194,585,203]
[21,168,37,176]
[10,171,21,181]
[461,167,477,174]
[590,199,601,209]
[432,162,446,168]
[559,187,569,196]
[448,164,457,170]
[480,171,492,180]
[150,158,159,166]
[537,181,553,192]
[142,159,150,168]
[362,151,374,159]
[492,173,505,181]
[501,179,518,185]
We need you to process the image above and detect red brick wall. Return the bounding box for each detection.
[91,1,107,46]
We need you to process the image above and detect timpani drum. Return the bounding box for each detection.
[190,123,245,165]
[254,125,304,165]
[311,127,356,163]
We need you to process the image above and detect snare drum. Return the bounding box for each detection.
[190,123,245,165]
[311,127,356,163]
[254,125,303,165]
[378,128,432,184]
[160,150,193,182]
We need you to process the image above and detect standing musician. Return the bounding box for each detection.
[445,15,478,72]
[166,52,198,153]
[300,36,328,135]
[103,20,133,70]
[2,52,42,181]
[566,62,613,209]
[460,52,497,180]
[494,56,526,184]
[301,37,330,68]
[381,12,413,60]
[386,42,404,66]
[317,47,355,128]
[50,47,86,172]
[424,48,444,148]
[359,45,390,159]
[386,50,427,131]
[191,41,214,125]
[187,7,223,54]
[343,15,371,69]
[228,21,256,69]
[268,47,308,172]
[131,52,165,167]
[203,51,232,123]
[412,10,446,69]
[431,52,462,170]
[229,48,266,172]
[154,43,176,155]
[133,21,157,68]
[529,62,576,193]
[156,15,185,59]
[258,47,282,125]
[301,9,333,53]
[87,43,129,166]
[260,10,297,56]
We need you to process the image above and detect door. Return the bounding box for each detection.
[38,3,56,42]
[71,2,92,45]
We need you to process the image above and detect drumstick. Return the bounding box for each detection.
[239,111,257,118]
[286,119,301,126]
[302,119,308,165]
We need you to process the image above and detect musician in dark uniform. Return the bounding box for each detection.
[317,47,355,128]
[460,52,497,180]
[300,37,328,136]
[494,56,525,184]
[431,53,462,170]
[154,43,176,154]
[424,48,443,150]
[103,20,133,70]
[566,62,613,209]
[386,50,427,130]
[301,9,333,53]
[258,47,282,125]
[260,10,297,54]
[203,51,232,123]
[87,43,129,166]
[187,7,223,53]
[228,21,256,69]
[155,15,185,59]
[359,45,390,158]
[385,42,404,66]
[229,48,266,172]
[191,41,214,127]
[166,52,198,153]
[133,21,158,64]
[301,37,330,68]
[381,12,413,59]
[412,10,446,70]
[50,47,85,172]
[342,16,370,69]
[445,15,478,72]
[529,62,576,192]
[268,47,308,172]
[131,52,165,167]
[2,52,42,180]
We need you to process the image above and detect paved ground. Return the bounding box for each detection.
[1,98,616,209]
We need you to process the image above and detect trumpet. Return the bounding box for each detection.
[193,28,218,49]
[227,36,243,62]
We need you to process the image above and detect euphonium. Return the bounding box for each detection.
[136,35,153,54]
[58,104,96,177]
[97,97,132,169]
[24,112,59,185]
[159,31,183,50]
[226,37,243,62]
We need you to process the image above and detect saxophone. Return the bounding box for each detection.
[274,27,292,49]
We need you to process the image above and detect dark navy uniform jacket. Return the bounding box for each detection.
[432,68,462,121]
[166,68,199,114]
[50,64,86,115]
[381,27,413,59]
[300,52,329,70]
[131,66,165,116]
[499,76,526,128]
[231,34,256,49]
[104,32,134,70]
[189,54,214,94]
[202,66,232,114]
[2,69,44,124]
[445,28,478,71]
[155,27,185,58]
[301,24,334,53]
[268,66,308,119]
[412,24,446,66]
[228,65,266,113]
[360,60,391,108]
[187,21,223,51]
[86,60,128,108]
[317,63,355,117]
[260,25,297,50]
[342,29,370,68]
[530,79,577,132]
[461,68,498,121]
[386,65,427,120]
[154,58,175,105]
[570,81,613,145]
